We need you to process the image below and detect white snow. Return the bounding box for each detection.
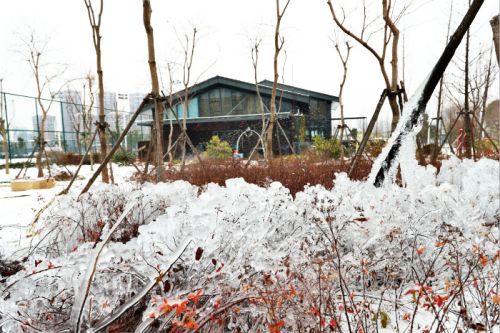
[0,158,498,332]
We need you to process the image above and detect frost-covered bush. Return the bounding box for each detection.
[0,158,498,332]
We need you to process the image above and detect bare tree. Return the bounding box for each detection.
[431,0,454,163]
[180,27,197,168]
[251,39,267,139]
[444,14,497,158]
[463,5,473,159]
[334,40,352,161]
[327,0,409,133]
[81,73,96,170]
[21,33,65,178]
[473,47,495,140]
[143,0,164,180]
[84,0,109,183]
[165,62,176,163]
[266,0,291,159]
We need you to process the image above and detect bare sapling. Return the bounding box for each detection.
[21,33,65,178]
[252,39,267,137]
[84,0,109,183]
[143,0,164,180]
[82,73,96,170]
[334,39,352,162]
[180,27,197,169]
[165,63,175,163]
[266,0,291,159]
[251,38,267,160]
[327,0,409,133]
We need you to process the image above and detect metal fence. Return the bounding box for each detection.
[0,91,152,163]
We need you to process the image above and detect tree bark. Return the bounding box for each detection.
[267,0,290,159]
[85,0,109,183]
[463,20,473,159]
[491,15,499,65]
[382,0,401,132]
[143,0,164,180]
[0,120,9,174]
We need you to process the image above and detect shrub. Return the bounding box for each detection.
[312,135,341,158]
[474,138,500,159]
[51,151,101,165]
[0,161,35,170]
[146,157,373,196]
[205,135,233,160]
[365,139,386,157]
[112,149,136,166]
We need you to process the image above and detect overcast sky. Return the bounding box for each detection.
[0,0,498,132]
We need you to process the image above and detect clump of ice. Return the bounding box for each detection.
[368,75,431,191]
[1,156,498,331]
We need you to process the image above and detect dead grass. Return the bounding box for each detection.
[140,157,373,196]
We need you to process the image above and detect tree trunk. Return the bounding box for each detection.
[96,42,109,183]
[383,0,401,133]
[479,49,492,139]
[266,22,280,159]
[76,130,82,154]
[143,0,164,180]
[463,25,473,159]
[491,15,499,65]
[167,110,173,163]
[0,120,9,174]
[36,115,46,177]
[267,0,289,159]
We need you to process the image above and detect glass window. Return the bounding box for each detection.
[246,95,257,115]
[209,89,222,116]
[221,88,232,115]
[199,93,210,117]
[231,90,245,115]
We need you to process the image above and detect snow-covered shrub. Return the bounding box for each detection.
[0,159,498,332]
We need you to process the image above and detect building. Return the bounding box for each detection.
[59,89,83,152]
[32,115,57,143]
[95,92,117,115]
[138,76,338,156]
[129,92,150,132]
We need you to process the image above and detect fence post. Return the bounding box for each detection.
[3,92,12,163]
[59,100,67,151]
[34,99,40,156]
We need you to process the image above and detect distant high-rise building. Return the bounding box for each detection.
[128,93,146,114]
[95,92,117,116]
[59,90,83,151]
[32,115,56,143]
[129,92,150,133]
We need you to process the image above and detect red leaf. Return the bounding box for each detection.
[195,247,204,261]
[268,320,284,333]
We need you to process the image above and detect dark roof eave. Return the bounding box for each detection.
[155,76,338,109]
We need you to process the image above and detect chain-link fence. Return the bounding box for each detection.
[0,91,152,163]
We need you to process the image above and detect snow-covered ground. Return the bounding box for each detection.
[0,156,498,332]
[0,164,137,258]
